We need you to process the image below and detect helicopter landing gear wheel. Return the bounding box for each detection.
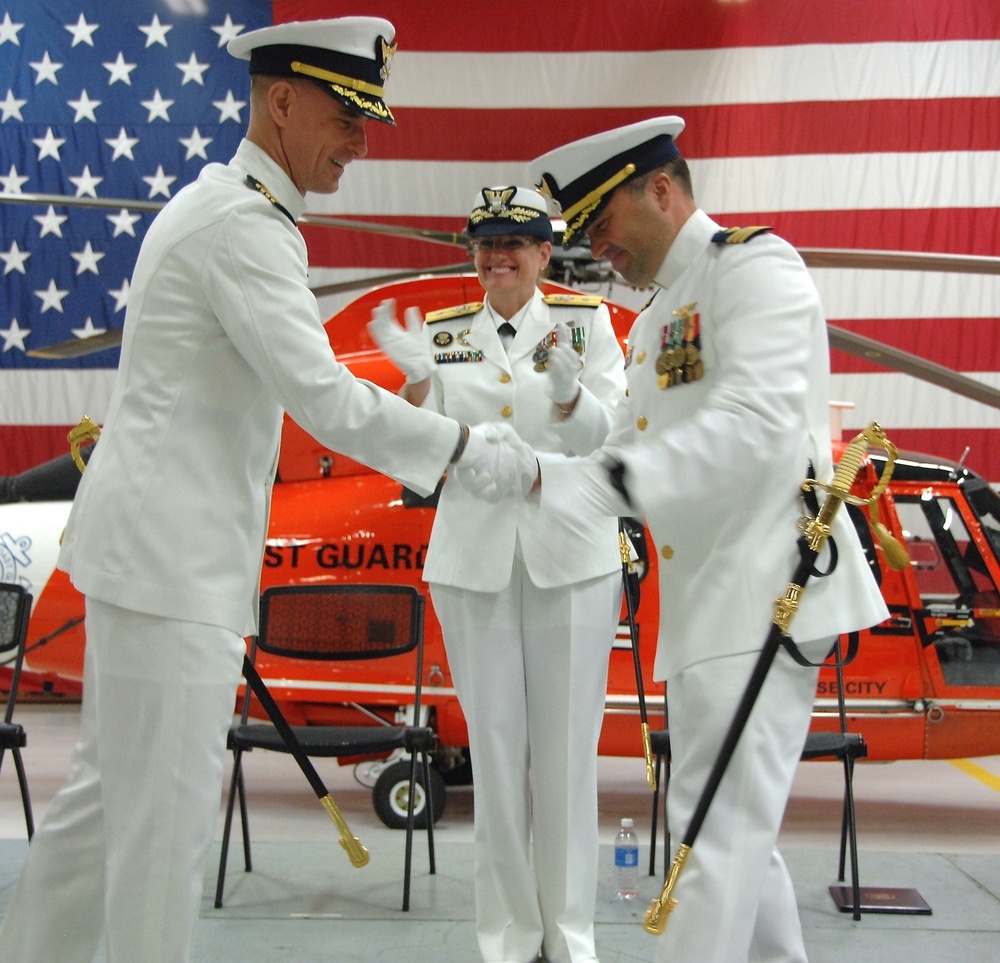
[372,759,446,829]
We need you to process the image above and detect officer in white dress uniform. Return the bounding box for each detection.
[463,118,890,962]
[0,20,531,963]
[368,187,627,963]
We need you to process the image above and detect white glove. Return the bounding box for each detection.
[453,422,538,502]
[544,322,583,405]
[367,298,435,382]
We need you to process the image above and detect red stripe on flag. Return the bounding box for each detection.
[367,99,1000,162]
[276,1,1000,48]
[830,318,1000,374]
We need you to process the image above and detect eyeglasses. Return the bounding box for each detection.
[470,236,536,253]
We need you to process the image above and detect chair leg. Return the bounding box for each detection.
[237,766,252,872]
[12,748,34,840]
[401,753,418,912]
[841,757,862,921]
[420,751,436,875]
[215,748,246,909]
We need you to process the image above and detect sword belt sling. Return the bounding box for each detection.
[619,519,656,790]
[643,422,899,935]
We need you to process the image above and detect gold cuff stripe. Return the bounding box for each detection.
[291,60,386,98]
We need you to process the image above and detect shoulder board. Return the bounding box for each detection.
[542,293,604,308]
[426,302,484,323]
[712,226,773,245]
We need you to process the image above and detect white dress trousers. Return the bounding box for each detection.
[653,635,833,963]
[431,557,621,963]
[0,599,245,963]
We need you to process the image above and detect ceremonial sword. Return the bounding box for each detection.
[644,422,899,935]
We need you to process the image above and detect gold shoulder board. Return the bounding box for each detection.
[711,226,773,245]
[426,302,484,324]
[542,293,604,308]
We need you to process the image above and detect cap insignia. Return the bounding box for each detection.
[484,187,516,213]
[379,37,396,81]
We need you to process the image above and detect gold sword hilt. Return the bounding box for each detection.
[321,794,370,868]
[643,843,690,934]
[68,415,101,473]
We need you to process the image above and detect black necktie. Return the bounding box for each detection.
[498,322,516,339]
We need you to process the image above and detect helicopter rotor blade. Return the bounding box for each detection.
[6,191,1000,274]
[9,191,1000,392]
[800,248,1000,275]
[828,324,1000,410]
[26,328,124,360]
[309,262,473,298]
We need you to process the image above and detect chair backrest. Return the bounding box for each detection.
[0,583,33,725]
[256,584,424,662]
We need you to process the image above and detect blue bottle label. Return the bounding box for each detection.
[615,847,638,867]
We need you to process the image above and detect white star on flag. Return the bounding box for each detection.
[34,279,70,314]
[33,127,66,161]
[103,52,138,86]
[33,206,68,238]
[141,89,173,122]
[109,278,131,313]
[139,15,172,48]
[179,127,213,161]
[29,51,63,85]
[211,15,245,47]
[67,89,101,122]
[107,208,142,238]
[70,242,105,276]
[176,53,210,86]
[1,241,30,275]
[0,13,25,47]
[0,89,27,121]
[73,317,108,340]
[1,318,29,353]
[65,15,99,48]
[213,90,246,123]
[0,165,29,192]
[105,128,140,161]
[69,165,104,198]
[143,165,176,199]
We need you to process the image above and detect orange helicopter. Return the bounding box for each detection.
[4,262,1000,828]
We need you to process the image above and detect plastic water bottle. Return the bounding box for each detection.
[614,817,639,899]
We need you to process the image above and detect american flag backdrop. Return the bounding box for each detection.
[2,0,999,479]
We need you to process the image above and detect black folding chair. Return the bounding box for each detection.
[214,583,437,912]
[0,582,34,840]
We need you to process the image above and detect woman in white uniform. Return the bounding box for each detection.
[368,186,627,963]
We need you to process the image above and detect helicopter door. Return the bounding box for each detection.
[895,493,1000,688]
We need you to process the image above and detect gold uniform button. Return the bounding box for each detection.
[501,406,513,418]
[661,545,674,560]
[637,415,648,431]
[636,351,646,364]
[499,373,511,384]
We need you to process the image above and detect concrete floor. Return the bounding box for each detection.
[2,703,999,962]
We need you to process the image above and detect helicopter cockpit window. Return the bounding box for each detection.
[895,493,1000,687]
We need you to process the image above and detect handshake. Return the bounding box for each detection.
[455,422,538,502]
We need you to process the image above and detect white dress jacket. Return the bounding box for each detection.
[58,140,460,637]
[539,210,889,680]
[418,288,627,592]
